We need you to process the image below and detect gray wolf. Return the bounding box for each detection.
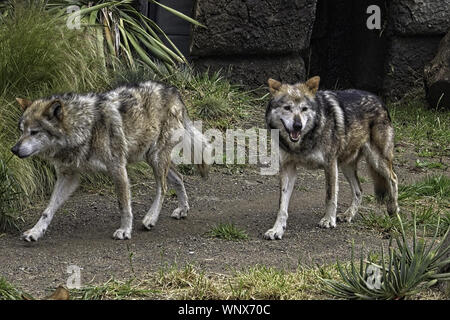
[264,76,399,240]
[11,81,209,241]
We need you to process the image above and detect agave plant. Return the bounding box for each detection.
[322,214,450,299]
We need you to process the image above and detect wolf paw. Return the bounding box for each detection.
[170,207,189,220]
[142,215,158,230]
[112,228,131,240]
[263,227,285,240]
[21,228,44,242]
[318,217,336,229]
[337,211,354,223]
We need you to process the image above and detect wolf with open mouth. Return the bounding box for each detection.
[264,76,399,240]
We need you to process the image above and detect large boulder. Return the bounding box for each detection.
[190,0,317,57]
[383,36,442,98]
[424,31,450,109]
[389,0,450,36]
[193,55,306,87]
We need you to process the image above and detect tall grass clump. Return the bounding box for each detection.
[0,157,23,230]
[0,2,111,204]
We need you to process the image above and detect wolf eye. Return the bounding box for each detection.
[30,130,39,136]
[283,105,291,111]
[301,107,308,112]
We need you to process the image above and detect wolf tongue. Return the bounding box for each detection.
[291,131,300,139]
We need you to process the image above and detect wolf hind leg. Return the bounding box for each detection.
[110,165,133,240]
[337,162,362,223]
[168,164,190,219]
[142,150,170,230]
[364,143,399,216]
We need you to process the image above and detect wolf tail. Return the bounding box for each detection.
[183,114,211,179]
[365,110,399,215]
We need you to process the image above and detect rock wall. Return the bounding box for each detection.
[188,0,450,98]
[383,0,450,98]
[190,0,317,86]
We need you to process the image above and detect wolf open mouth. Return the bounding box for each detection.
[280,119,301,142]
[289,131,301,142]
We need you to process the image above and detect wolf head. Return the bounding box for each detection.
[11,97,67,158]
[265,76,320,144]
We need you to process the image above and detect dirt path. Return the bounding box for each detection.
[0,132,447,297]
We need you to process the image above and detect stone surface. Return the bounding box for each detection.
[193,55,306,87]
[424,31,450,109]
[382,36,442,98]
[389,0,450,36]
[190,0,317,56]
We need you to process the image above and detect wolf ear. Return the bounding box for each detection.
[268,78,282,95]
[16,98,32,111]
[305,76,320,95]
[47,100,64,121]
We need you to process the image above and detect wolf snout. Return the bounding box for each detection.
[11,143,28,158]
[293,121,302,132]
[11,143,20,156]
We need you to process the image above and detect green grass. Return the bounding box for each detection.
[0,156,23,230]
[206,222,249,241]
[3,262,445,300]
[360,175,450,237]
[415,159,447,170]
[71,278,156,300]
[398,175,450,202]
[0,277,22,300]
[359,211,405,235]
[228,265,338,300]
[389,92,450,158]
[69,263,341,300]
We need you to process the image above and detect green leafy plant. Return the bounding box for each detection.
[44,0,204,72]
[322,214,450,299]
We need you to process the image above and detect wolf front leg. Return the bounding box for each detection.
[264,161,297,240]
[21,169,79,242]
[110,165,133,240]
[319,160,338,228]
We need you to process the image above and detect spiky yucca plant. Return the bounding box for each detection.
[322,214,450,300]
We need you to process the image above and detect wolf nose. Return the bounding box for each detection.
[11,144,19,156]
[293,122,302,131]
